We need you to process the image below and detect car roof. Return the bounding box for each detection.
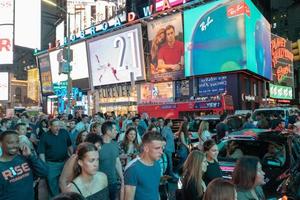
[222,128,286,144]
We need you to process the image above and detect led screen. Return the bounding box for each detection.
[0,25,13,64]
[49,42,89,85]
[0,0,13,24]
[147,13,184,81]
[139,82,174,104]
[0,72,9,101]
[184,0,271,80]
[87,24,145,87]
[37,54,53,94]
[15,0,41,49]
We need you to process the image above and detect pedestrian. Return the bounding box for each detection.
[67,142,109,199]
[100,121,124,200]
[215,114,229,143]
[0,130,48,200]
[177,121,190,167]
[38,118,73,197]
[124,131,164,200]
[232,156,266,200]
[197,121,211,150]
[202,178,236,200]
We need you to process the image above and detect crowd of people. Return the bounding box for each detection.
[0,109,300,200]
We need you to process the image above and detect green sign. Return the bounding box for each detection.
[269,84,293,100]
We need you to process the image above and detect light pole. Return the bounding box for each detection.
[42,0,72,114]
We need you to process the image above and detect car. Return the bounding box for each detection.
[217,129,300,198]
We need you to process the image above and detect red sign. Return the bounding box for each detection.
[227,2,250,18]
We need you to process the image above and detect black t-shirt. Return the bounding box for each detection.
[38,129,72,162]
[216,122,229,142]
[203,160,222,185]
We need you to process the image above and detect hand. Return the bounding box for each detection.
[20,144,31,157]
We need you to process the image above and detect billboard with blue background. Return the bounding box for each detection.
[184,0,272,80]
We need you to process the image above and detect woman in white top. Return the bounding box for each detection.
[198,121,211,150]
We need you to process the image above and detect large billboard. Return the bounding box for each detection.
[15,0,41,49]
[49,42,89,85]
[138,82,174,104]
[184,0,272,80]
[271,34,294,87]
[0,0,14,24]
[269,83,292,100]
[0,72,9,101]
[27,68,40,102]
[0,25,13,64]
[198,76,227,96]
[37,54,53,94]
[148,13,184,81]
[87,24,145,87]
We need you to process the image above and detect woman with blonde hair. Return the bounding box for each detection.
[198,121,211,150]
[181,150,208,200]
[203,178,237,200]
[151,28,166,67]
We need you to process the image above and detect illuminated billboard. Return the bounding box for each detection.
[87,24,145,87]
[155,0,191,12]
[0,72,9,101]
[0,25,13,64]
[184,0,272,80]
[49,42,89,85]
[15,0,41,49]
[271,34,294,87]
[138,82,174,104]
[0,0,13,24]
[147,13,184,81]
[27,68,40,102]
[269,83,293,100]
[37,54,53,94]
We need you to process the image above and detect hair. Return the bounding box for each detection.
[232,156,260,190]
[142,131,164,145]
[179,121,189,138]
[75,130,88,146]
[52,192,85,200]
[203,178,236,200]
[151,28,166,60]
[164,119,172,126]
[90,122,101,133]
[121,127,139,153]
[203,139,216,152]
[132,116,140,123]
[182,150,206,198]
[0,130,18,141]
[101,121,115,135]
[198,121,209,136]
[73,142,98,178]
[165,24,175,32]
[84,133,103,145]
[15,122,27,130]
[49,118,59,126]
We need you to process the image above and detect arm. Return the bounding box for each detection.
[157,59,179,72]
[59,155,77,192]
[124,185,136,200]
[116,157,124,200]
[39,153,46,162]
[180,132,189,149]
[68,146,73,156]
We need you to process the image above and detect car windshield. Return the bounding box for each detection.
[252,110,285,121]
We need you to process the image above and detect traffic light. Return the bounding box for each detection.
[292,39,300,61]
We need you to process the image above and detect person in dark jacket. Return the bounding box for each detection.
[0,130,48,200]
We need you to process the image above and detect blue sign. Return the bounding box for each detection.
[160,104,177,110]
[194,101,222,109]
[198,76,227,96]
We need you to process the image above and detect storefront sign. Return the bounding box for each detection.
[198,76,227,96]
[269,83,293,100]
[271,34,294,87]
[98,85,132,98]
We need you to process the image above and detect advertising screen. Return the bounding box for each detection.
[139,82,173,104]
[49,42,89,85]
[184,0,271,80]
[15,0,41,49]
[0,0,13,24]
[155,0,191,12]
[148,13,184,81]
[87,24,145,87]
[271,34,294,87]
[269,83,292,100]
[37,54,53,94]
[0,25,13,64]
[0,72,9,101]
[198,76,227,96]
[27,68,40,102]
[175,79,192,101]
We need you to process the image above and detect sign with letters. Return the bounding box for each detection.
[0,25,13,64]
[269,83,292,100]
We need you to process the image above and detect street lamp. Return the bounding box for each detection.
[42,0,72,114]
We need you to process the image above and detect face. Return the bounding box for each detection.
[207,144,219,160]
[78,151,99,176]
[144,140,163,161]
[69,121,76,129]
[255,162,265,186]
[133,119,139,126]
[202,156,208,172]
[1,134,19,156]
[81,131,88,142]
[17,125,27,136]
[158,119,164,127]
[126,130,136,142]
[158,32,165,43]
[50,121,60,134]
[109,125,117,139]
[166,28,175,43]
[94,142,101,150]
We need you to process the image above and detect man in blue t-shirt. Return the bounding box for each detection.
[124,131,164,200]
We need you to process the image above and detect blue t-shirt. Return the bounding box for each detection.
[124,159,161,200]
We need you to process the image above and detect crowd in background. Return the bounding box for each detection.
[0,109,300,200]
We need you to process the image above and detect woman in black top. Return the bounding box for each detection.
[203,140,222,185]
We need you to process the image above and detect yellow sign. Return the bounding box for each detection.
[27,68,40,102]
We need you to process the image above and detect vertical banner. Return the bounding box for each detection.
[37,54,53,94]
[0,72,9,100]
[147,13,184,81]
